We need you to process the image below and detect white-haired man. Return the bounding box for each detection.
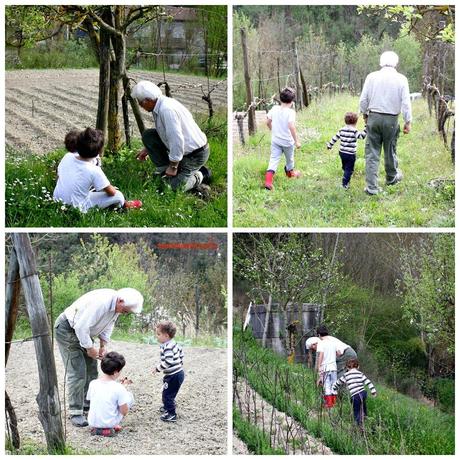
[131,80,211,196]
[359,51,412,195]
[54,288,143,427]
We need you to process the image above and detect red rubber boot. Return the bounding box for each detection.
[264,170,275,190]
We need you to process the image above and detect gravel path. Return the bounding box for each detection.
[5,69,227,155]
[5,340,227,455]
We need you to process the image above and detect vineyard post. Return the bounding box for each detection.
[293,40,303,109]
[241,27,256,135]
[12,233,65,453]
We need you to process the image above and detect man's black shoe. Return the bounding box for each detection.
[199,166,212,185]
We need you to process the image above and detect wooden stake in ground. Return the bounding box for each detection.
[241,27,256,135]
[12,234,65,453]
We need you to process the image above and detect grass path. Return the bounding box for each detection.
[233,95,454,227]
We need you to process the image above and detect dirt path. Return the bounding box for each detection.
[5,69,227,155]
[5,340,227,455]
[234,379,333,455]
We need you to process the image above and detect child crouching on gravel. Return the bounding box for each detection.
[54,127,142,212]
[332,358,376,427]
[326,112,366,189]
[86,351,134,437]
[264,87,301,190]
[154,320,184,423]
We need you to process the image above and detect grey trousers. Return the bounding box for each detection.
[142,129,209,191]
[267,142,295,172]
[336,346,358,379]
[365,112,400,193]
[54,315,98,416]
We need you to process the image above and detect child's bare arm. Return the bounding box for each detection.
[119,403,129,416]
[288,122,301,148]
[103,184,117,196]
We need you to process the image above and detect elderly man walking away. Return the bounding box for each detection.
[359,51,412,195]
[54,288,143,427]
[131,80,211,198]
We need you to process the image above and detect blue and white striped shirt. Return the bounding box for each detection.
[156,339,184,375]
[327,125,367,155]
[333,368,376,397]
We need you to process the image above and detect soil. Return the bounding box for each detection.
[5,340,227,455]
[5,69,227,155]
[234,378,333,455]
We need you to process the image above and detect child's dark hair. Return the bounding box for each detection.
[101,351,126,375]
[346,358,360,369]
[317,325,329,337]
[280,87,295,103]
[77,127,105,158]
[156,320,177,339]
[65,129,80,153]
[345,112,359,125]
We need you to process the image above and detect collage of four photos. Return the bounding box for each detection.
[3,3,455,456]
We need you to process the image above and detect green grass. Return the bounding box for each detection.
[233,406,285,455]
[6,438,98,455]
[233,95,454,227]
[233,329,455,455]
[6,122,227,228]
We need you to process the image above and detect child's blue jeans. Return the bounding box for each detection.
[351,390,367,425]
[163,370,185,416]
[339,152,356,186]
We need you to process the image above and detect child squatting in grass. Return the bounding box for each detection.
[264,87,301,191]
[154,320,185,423]
[53,128,142,212]
[86,351,134,437]
[326,111,367,189]
[333,358,377,427]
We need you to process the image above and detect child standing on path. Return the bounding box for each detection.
[326,112,367,189]
[333,358,377,427]
[154,321,185,423]
[264,87,301,190]
[86,351,134,437]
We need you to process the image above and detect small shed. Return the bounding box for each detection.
[248,303,320,361]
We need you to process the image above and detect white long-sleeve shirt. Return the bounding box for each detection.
[152,96,207,162]
[359,66,412,123]
[63,289,119,349]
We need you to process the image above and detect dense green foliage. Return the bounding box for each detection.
[234,329,455,454]
[233,95,454,227]
[6,116,227,227]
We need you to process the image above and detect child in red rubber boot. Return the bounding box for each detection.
[264,87,301,190]
[316,325,339,409]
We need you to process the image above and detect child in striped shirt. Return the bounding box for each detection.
[154,320,184,423]
[333,358,376,426]
[326,112,367,189]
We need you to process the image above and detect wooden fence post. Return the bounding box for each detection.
[241,27,256,135]
[12,234,65,453]
[5,248,20,364]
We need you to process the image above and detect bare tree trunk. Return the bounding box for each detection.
[123,75,145,135]
[12,234,65,453]
[293,41,302,109]
[241,28,256,135]
[5,248,20,364]
[261,294,272,348]
[95,7,112,141]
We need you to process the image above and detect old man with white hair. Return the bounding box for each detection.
[131,80,211,196]
[359,51,412,195]
[54,288,144,427]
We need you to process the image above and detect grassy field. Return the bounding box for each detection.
[233,95,454,227]
[233,329,455,455]
[6,123,227,228]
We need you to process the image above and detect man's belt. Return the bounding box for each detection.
[369,110,399,116]
[188,143,208,155]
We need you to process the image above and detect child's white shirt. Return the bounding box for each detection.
[267,105,296,147]
[317,337,338,372]
[86,379,134,428]
[53,152,110,212]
